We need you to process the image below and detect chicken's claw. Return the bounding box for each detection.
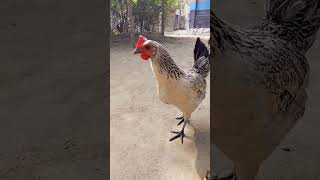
[177,118,184,126]
[170,131,179,134]
[175,116,184,126]
[169,129,185,144]
[211,173,237,180]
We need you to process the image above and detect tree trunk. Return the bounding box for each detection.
[161,0,165,36]
[127,0,135,47]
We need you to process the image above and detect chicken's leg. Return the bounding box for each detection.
[169,119,188,144]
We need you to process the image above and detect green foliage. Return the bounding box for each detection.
[165,0,179,10]
[132,0,138,5]
[111,0,186,34]
[133,0,162,32]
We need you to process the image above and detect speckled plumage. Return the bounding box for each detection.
[210,0,319,179]
[147,38,209,140]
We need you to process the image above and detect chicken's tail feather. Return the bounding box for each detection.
[265,0,320,52]
[193,38,210,78]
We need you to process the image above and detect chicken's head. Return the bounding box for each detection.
[133,35,156,61]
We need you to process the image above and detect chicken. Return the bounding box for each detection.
[133,35,209,144]
[210,0,319,179]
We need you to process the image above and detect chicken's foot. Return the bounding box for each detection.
[169,120,188,144]
[211,173,236,180]
[176,116,184,126]
[169,130,185,144]
[176,116,183,120]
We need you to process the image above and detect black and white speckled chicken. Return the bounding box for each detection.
[133,35,209,144]
[210,0,319,179]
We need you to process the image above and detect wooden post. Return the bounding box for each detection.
[194,0,197,28]
[161,0,165,36]
[127,0,135,47]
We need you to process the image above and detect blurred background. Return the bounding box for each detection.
[110,0,210,40]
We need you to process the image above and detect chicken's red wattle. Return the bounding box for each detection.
[141,54,150,60]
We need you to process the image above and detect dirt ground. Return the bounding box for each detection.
[0,1,106,179]
[110,35,210,180]
[212,0,320,179]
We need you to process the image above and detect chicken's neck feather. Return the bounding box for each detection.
[210,11,243,51]
[150,44,185,80]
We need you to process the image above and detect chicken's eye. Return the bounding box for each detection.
[145,45,151,50]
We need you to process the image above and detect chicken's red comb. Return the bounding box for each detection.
[136,35,147,49]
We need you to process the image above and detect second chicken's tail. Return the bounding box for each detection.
[193,37,210,78]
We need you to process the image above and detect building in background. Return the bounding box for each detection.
[165,0,210,33]
[189,0,210,29]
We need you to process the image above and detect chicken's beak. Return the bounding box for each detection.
[133,49,143,54]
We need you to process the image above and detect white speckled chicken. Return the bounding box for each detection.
[211,0,319,179]
[133,35,209,144]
